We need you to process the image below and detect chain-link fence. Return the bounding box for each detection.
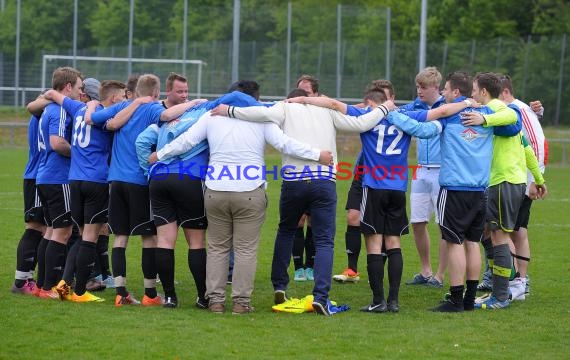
[0,3,568,125]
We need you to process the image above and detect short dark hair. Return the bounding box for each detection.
[296,74,319,94]
[366,79,394,99]
[364,88,387,105]
[100,80,126,101]
[287,88,308,99]
[165,72,187,91]
[227,80,260,100]
[499,74,514,95]
[126,74,140,94]
[474,72,502,99]
[51,66,82,91]
[446,71,472,97]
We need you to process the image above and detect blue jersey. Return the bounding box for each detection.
[423,97,497,191]
[23,115,42,180]
[64,98,112,183]
[400,96,445,165]
[136,91,264,179]
[36,103,73,184]
[360,110,441,191]
[492,104,523,136]
[136,108,209,179]
[92,100,164,185]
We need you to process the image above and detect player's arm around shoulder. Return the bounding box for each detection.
[483,99,517,126]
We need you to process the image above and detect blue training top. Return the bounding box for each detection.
[400,96,445,166]
[359,109,441,192]
[91,100,164,185]
[64,98,112,184]
[36,103,73,185]
[23,114,42,180]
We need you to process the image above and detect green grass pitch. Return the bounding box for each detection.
[0,148,569,359]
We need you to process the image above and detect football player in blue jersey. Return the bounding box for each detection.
[333,80,396,284]
[86,74,205,307]
[11,91,48,296]
[42,79,128,302]
[33,67,83,299]
[400,67,448,289]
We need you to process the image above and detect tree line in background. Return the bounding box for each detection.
[0,0,569,124]
[1,0,569,57]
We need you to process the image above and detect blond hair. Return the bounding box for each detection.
[135,74,160,97]
[415,66,442,87]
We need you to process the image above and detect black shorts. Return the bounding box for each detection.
[149,174,207,229]
[486,182,526,232]
[108,181,156,236]
[437,189,486,244]
[513,195,533,231]
[36,183,72,229]
[70,180,109,227]
[345,155,364,211]
[360,187,409,236]
[23,179,45,224]
[345,176,363,211]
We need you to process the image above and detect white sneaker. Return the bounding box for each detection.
[509,277,526,301]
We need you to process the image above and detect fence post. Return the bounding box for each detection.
[285,1,292,95]
[469,39,476,67]
[522,35,531,100]
[386,7,391,80]
[495,37,502,70]
[441,40,448,76]
[554,34,566,126]
[336,3,342,98]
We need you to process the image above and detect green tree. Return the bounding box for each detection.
[532,0,570,35]
[89,0,177,47]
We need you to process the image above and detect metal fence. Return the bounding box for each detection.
[0,3,568,125]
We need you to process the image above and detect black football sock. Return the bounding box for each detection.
[74,241,97,296]
[450,285,464,305]
[386,248,403,302]
[367,254,384,304]
[292,227,305,270]
[112,247,128,297]
[188,248,207,301]
[97,234,111,278]
[305,226,315,268]
[62,239,80,285]
[142,247,157,298]
[464,280,478,310]
[345,225,361,272]
[43,240,67,289]
[155,248,175,298]
[15,229,43,286]
[36,237,49,289]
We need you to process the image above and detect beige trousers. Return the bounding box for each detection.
[204,186,267,305]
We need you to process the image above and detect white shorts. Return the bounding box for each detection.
[410,166,440,223]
